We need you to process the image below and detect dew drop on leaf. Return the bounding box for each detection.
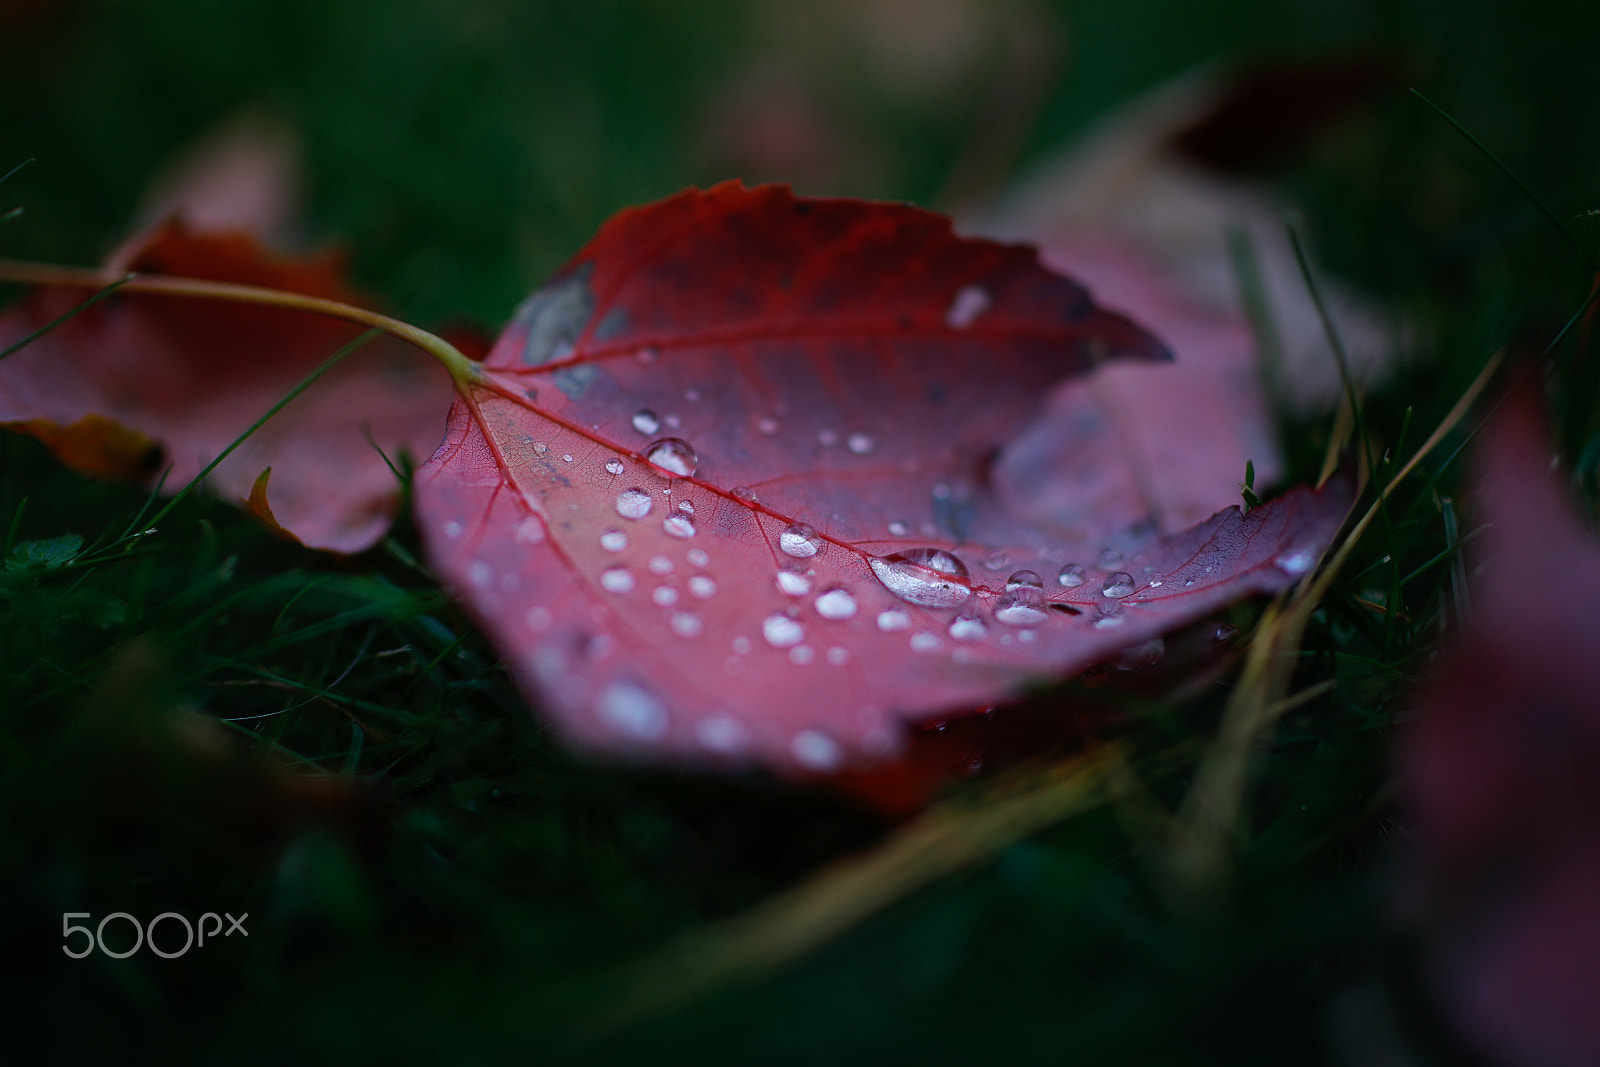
[687,575,717,599]
[616,487,653,520]
[847,432,875,455]
[597,681,668,741]
[778,522,822,558]
[599,565,635,594]
[1057,563,1087,588]
[762,613,806,648]
[1102,571,1136,597]
[686,547,710,567]
[1097,547,1124,569]
[644,437,698,478]
[869,548,972,608]
[662,513,696,539]
[945,284,992,329]
[599,528,628,552]
[1274,549,1315,575]
[948,614,988,641]
[813,586,858,620]
[791,730,842,772]
[632,409,662,435]
[669,611,704,638]
[604,458,625,476]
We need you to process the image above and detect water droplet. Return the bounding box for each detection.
[1006,569,1043,591]
[877,607,912,631]
[982,548,1011,571]
[604,458,625,476]
[1274,549,1315,576]
[688,575,717,599]
[1057,563,1087,588]
[687,547,710,567]
[847,433,875,455]
[600,528,628,552]
[676,499,694,515]
[818,429,838,447]
[1102,571,1136,598]
[776,565,812,596]
[532,441,548,454]
[598,682,668,741]
[1097,547,1123,569]
[945,284,992,329]
[669,611,703,638]
[1214,623,1238,642]
[888,521,909,536]
[652,586,678,606]
[468,561,492,588]
[444,520,464,538]
[779,522,822,558]
[632,409,661,435]
[788,645,816,666]
[696,715,748,755]
[684,387,701,402]
[525,605,552,630]
[644,437,697,478]
[948,614,988,641]
[663,513,696,539]
[562,454,573,463]
[762,613,805,648]
[1093,613,1127,630]
[732,485,757,501]
[664,414,681,429]
[599,566,635,594]
[791,730,842,772]
[648,555,673,575]
[994,575,1048,625]
[814,587,858,620]
[910,630,943,653]
[869,548,971,607]
[616,487,652,520]
[757,416,780,436]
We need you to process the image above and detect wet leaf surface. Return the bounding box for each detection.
[415,182,1352,773]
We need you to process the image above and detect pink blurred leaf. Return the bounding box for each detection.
[414,182,1351,774]
[1402,384,1600,1067]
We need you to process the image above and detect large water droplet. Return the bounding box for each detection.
[616,487,652,520]
[597,682,667,741]
[645,437,697,478]
[869,548,972,608]
[599,566,635,594]
[814,587,858,620]
[662,513,696,539]
[600,528,628,552]
[776,565,813,596]
[1102,571,1135,598]
[779,522,822,558]
[948,614,988,641]
[1006,569,1044,591]
[1057,563,1087,588]
[632,409,661,435]
[762,613,806,648]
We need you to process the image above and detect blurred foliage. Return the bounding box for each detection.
[3,0,1598,1062]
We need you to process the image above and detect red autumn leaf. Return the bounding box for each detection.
[0,224,456,553]
[1400,384,1600,1067]
[414,182,1351,774]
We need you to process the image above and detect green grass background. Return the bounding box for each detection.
[3,0,1597,1062]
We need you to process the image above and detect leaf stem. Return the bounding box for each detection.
[0,257,483,385]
